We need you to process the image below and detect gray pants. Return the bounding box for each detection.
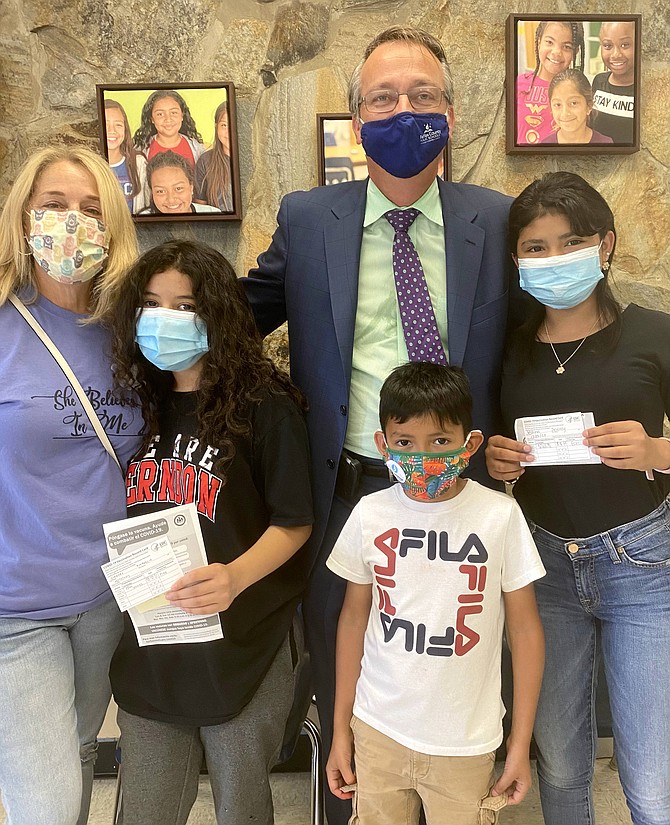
[116,633,295,825]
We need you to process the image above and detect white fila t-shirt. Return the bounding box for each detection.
[327,480,545,756]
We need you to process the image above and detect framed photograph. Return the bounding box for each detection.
[317,113,451,186]
[96,82,242,221]
[506,14,641,154]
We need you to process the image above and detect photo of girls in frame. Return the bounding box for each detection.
[506,14,640,155]
[96,82,242,221]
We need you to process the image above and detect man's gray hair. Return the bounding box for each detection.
[348,26,455,117]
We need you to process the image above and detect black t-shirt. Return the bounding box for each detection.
[501,305,670,537]
[110,390,314,725]
[591,72,635,144]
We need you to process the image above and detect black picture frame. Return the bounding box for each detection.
[96,82,242,221]
[506,14,641,154]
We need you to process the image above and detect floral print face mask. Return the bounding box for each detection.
[27,209,109,284]
[383,432,478,501]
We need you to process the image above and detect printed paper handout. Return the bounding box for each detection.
[103,503,223,647]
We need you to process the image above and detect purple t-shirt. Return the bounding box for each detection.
[0,294,143,619]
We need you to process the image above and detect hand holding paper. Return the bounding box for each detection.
[583,420,670,472]
[166,562,240,615]
[103,503,223,646]
[485,434,534,482]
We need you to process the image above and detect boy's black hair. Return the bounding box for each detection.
[379,362,473,433]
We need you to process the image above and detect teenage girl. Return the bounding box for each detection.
[107,240,313,825]
[516,20,585,145]
[104,99,150,213]
[541,69,613,145]
[194,102,233,212]
[486,171,670,825]
[591,20,636,144]
[133,90,206,170]
[138,151,221,215]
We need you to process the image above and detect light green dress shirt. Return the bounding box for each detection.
[344,178,448,458]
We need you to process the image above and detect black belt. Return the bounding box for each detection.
[344,450,389,478]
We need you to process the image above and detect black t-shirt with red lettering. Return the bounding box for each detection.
[110,390,313,725]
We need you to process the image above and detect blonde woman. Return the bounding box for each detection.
[0,146,143,825]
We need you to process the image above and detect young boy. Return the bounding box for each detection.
[325,363,545,825]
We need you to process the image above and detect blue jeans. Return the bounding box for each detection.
[0,599,123,825]
[530,498,670,825]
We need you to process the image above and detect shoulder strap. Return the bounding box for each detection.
[9,293,123,473]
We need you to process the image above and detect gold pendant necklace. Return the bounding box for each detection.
[544,315,602,375]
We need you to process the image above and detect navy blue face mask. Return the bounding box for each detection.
[360,112,449,179]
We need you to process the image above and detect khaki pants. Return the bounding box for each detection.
[349,716,507,825]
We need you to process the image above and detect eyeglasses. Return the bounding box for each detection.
[360,87,447,114]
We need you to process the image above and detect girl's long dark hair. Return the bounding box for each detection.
[105,99,143,198]
[508,171,621,368]
[109,241,305,477]
[133,90,203,153]
[203,102,232,212]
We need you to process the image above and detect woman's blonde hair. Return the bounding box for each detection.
[0,145,138,321]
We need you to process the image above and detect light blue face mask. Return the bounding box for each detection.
[135,307,209,372]
[517,243,605,309]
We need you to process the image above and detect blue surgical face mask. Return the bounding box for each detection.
[517,243,605,309]
[360,112,449,179]
[135,307,209,372]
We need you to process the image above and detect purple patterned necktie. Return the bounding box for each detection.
[385,208,447,364]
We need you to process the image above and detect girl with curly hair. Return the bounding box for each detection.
[133,90,206,170]
[107,240,313,825]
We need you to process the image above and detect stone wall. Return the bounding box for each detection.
[1,0,668,333]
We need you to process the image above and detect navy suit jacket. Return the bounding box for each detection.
[244,177,515,562]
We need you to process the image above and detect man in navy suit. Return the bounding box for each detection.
[245,25,516,824]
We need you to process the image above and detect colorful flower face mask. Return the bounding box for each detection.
[383,431,479,501]
[27,209,109,284]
